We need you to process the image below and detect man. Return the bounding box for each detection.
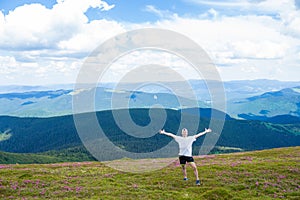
[159,128,212,185]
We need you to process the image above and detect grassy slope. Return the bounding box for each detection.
[0,146,299,199]
[0,151,64,164]
[0,146,96,164]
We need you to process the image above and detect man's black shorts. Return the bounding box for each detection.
[179,155,194,164]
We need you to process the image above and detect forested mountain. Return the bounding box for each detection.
[229,86,300,119]
[0,108,299,160]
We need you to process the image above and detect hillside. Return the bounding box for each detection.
[0,146,96,164]
[229,86,300,119]
[0,108,300,158]
[0,151,64,164]
[0,147,299,199]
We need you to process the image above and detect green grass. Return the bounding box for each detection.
[0,146,96,164]
[0,151,65,164]
[0,147,299,199]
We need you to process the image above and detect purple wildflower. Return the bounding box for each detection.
[40,189,46,195]
[278,175,286,179]
[76,186,83,193]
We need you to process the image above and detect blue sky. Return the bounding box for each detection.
[0,0,300,85]
[2,0,296,23]
[0,0,212,22]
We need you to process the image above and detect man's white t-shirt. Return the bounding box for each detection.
[174,135,196,157]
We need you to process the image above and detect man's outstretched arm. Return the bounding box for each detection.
[194,128,212,139]
[159,129,176,139]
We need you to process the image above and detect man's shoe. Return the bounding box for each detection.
[183,178,188,181]
[196,180,200,185]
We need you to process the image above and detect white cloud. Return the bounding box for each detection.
[101,50,199,83]
[230,40,288,59]
[254,0,295,13]
[0,56,19,74]
[152,14,293,60]
[0,57,82,85]
[144,5,175,19]
[0,4,52,49]
[139,5,300,81]
[58,19,125,52]
[0,0,300,85]
[0,0,122,85]
[0,11,4,34]
[0,0,116,50]
[145,5,164,18]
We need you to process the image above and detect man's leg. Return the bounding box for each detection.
[189,162,199,180]
[181,164,187,179]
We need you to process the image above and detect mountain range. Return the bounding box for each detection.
[0,79,300,163]
[228,86,300,119]
[0,79,299,119]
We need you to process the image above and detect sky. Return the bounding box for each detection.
[0,0,300,85]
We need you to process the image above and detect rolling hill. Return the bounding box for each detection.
[229,86,300,119]
[0,108,299,161]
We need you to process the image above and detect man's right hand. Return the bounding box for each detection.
[159,129,165,134]
[205,128,212,133]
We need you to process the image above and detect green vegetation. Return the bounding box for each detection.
[1,108,300,156]
[0,151,64,164]
[264,123,300,136]
[0,147,299,199]
[0,144,245,165]
[0,146,96,164]
[41,146,96,162]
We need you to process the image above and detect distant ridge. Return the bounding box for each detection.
[238,114,300,124]
[0,80,300,118]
